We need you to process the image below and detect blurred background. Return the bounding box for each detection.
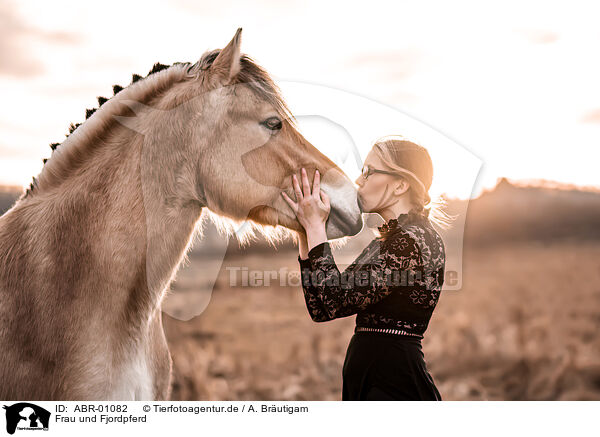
[1,0,599,400]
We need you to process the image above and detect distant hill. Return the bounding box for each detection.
[0,186,21,215]
[1,179,599,251]
[452,178,600,245]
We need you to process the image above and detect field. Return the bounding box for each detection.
[1,183,599,400]
[163,238,600,400]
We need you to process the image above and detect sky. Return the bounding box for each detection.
[1,0,599,199]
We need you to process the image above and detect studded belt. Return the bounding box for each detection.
[355,326,423,338]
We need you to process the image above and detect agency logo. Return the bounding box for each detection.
[2,403,50,435]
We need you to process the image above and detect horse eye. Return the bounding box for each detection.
[261,117,282,131]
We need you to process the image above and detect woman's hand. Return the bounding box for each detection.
[282,168,330,253]
[281,168,330,232]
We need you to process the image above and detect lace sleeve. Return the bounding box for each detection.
[298,255,330,322]
[297,233,420,322]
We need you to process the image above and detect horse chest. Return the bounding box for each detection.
[105,348,154,400]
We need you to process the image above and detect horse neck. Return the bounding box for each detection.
[7,127,204,335]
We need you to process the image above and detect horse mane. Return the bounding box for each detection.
[21,50,296,200]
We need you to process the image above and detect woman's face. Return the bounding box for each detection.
[355,151,408,214]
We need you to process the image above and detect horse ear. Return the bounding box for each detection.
[208,28,242,86]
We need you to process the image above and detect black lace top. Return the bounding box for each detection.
[297,212,446,338]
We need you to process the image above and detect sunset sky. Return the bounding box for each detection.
[1,0,599,199]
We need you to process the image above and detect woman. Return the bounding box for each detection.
[281,137,448,401]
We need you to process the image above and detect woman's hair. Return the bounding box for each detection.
[371,135,456,230]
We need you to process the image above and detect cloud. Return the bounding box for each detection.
[343,50,422,80]
[581,109,600,124]
[338,50,423,105]
[515,28,559,44]
[0,142,33,159]
[171,0,302,15]
[0,1,79,78]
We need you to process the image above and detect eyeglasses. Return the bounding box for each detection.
[361,165,397,180]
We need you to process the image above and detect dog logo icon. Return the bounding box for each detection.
[3,403,50,434]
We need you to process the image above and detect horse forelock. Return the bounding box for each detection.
[189,48,295,125]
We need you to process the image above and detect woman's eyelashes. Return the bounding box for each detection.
[260,116,283,132]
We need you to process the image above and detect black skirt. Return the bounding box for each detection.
[342,331,442,401]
